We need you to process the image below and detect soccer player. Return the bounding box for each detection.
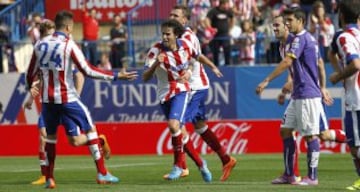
[328,0,360,189]
[25,20,111,185]
[271,14,346,185]
[163,4,236,182]
[25,11,137,188]
[25,19,56,185]
[256,8,326,186]
[143,19,213,182]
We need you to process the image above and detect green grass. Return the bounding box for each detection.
[0,154,355,191]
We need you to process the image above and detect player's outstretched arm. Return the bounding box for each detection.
[198,54,223,77]
[328,49,342,73]
[256,56,292,95]
[117,70,138,81]
[330,58,360,84]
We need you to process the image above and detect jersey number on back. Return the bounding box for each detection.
[38,43,62,69]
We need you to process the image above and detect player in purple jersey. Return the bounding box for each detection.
[272,14,347,185]
[329,0,360,190]
[256,8,330,186]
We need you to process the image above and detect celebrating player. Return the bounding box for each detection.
[143,19,213,182]
[25,11,137,188]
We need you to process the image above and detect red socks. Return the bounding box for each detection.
[87,137,107,175]
[334,129,347,143]
[45,142,56,180]
[171,133,185,168]
[199,127,230,165]
[39,151,47,176]
[183,136,203,168]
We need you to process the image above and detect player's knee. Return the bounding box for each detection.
[194,120,206,130]
[280,129,293,138]
[67,137,81,147]
[303,135,319,142]
[319,131,328,141]
[168,119,181,133]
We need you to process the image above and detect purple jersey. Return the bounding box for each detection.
[286,30,321,99]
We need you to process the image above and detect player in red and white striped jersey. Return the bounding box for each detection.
[143,19,215,182]
[329,1,360,189]
[25,10,137,188]
[164,4,236,182]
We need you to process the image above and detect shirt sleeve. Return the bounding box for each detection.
[69,40,115,80]
[286,36,304,59]
[144,46,160,70]
[337,33,360,65]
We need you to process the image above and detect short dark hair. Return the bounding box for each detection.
[273,14,284,22]
[161,19,185,37]
[283,7,306,24]
[219,0,229,5]
[54,10,73,30]
[173,4,191,20]
[339,0,360,24]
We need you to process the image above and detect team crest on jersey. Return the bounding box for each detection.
[148,52,155,59]
[285,44,290,52]
[179,49,189,59]
[291,37,300,49]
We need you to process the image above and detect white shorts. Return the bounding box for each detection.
[280,98,328,136]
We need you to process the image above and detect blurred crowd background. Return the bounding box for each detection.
[0,0,339,73]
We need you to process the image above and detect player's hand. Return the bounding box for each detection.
[157,53,166,63]
[178,70,191,83]
[24,97,34,110]
[282,81,292,94]
[329,72,341,84]
[311,14,318,23]
[256,80,269,95]
[212,67,223,77]
[30,86,40,98]
[277,93,286,105]
[321,88,333,106]
[117,71,138,81]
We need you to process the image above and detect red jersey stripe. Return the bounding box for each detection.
[48,71,54,103]
[59,71,67,103]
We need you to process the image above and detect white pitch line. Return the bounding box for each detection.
[4,162,161,173]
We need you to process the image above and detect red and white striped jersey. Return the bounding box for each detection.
[239,32,256,62]
[26,31,115,104]
[145,39,197,102]
[182,27,209,90]
[233,0,257,21]
[336,25,360,110]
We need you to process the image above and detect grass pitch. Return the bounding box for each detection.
[0,154,354,191]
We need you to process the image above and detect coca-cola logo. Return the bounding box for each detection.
[156,122,252,155]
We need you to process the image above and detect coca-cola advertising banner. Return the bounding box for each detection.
[0,120,348,156]
[45,0,177,22]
